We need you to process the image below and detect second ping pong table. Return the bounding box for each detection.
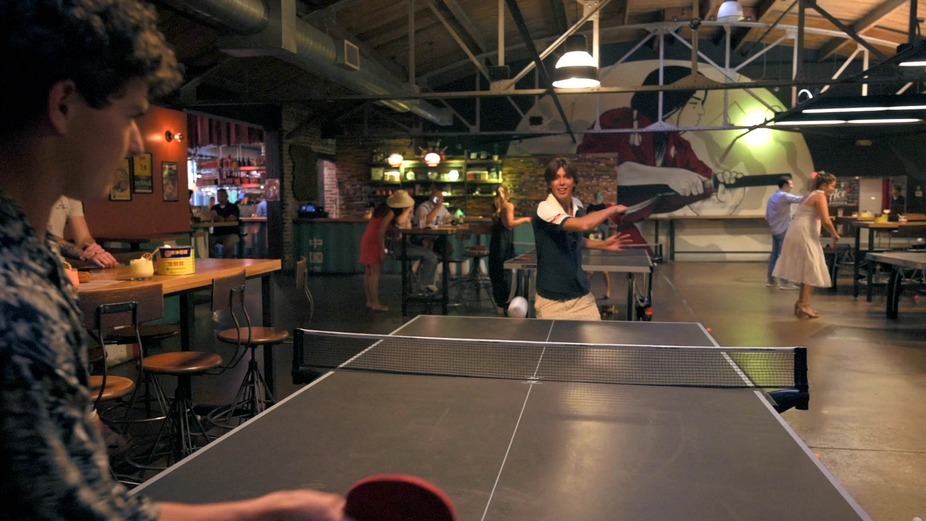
[504,247,654,320]
[133,315,869,521]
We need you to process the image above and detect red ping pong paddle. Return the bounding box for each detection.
[344,474,457,521]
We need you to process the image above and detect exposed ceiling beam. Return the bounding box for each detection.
[305,0,374,23]
[805,0,889,61]
[815,0,908,61]
[733,0,795,55]
[548,0,569,35]
[504,0,576,142]
[439,0,488,53]
[424,0,490,79]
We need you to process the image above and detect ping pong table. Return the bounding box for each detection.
[504,247,654,320]
[132,315,869,521]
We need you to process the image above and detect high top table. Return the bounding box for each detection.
[78,258,282,391]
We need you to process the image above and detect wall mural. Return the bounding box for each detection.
[509,59,815,252]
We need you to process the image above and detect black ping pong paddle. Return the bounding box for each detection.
[344,474,457,521]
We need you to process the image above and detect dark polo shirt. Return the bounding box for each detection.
[532,194,589,301]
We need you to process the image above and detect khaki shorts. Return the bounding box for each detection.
[534,293,600,321]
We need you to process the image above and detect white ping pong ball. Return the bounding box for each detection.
[507,296,529,318]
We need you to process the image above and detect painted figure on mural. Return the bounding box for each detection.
[576,66,745,247]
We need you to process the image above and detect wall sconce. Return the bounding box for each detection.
[387,153,404,167]
[420,140,445,167]
[424,151,441,167]
[164,130,184,143]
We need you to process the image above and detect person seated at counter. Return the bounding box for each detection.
[391,190,439,294]
[414,186,454,259]
[46,195,120,268]
[254,195,268,217]
[207,188,241,258]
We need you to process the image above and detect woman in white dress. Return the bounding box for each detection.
[772,172,840,318]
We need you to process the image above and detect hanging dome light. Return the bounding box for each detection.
[424,151,442,167]
[717,0,744,22]
[387,153,404,167]
[552,34,599,89]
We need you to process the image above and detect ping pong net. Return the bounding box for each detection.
[293,329,808,412]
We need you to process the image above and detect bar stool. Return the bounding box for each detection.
[77,286,171,425]
[207,272,288,429]
[456,244,493,310]
[144,349,224,465]
[104,319,179,419]
[85,307,137,419]
[296,256,315,322]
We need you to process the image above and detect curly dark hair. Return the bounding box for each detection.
[0,0,183,138]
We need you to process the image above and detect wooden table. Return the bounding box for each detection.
[400,226,459,316]
[78,258,282,390]
[864,251,926,319]
[837,219,926,300]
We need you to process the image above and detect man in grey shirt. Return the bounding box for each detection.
[765,176,803,288]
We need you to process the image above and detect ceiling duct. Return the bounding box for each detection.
[180,0,452,126]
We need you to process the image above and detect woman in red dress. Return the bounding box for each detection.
[360,190,415,310]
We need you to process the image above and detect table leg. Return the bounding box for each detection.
[440,254,449,315]
[852,227,861,298]
[653,220,660,250]
[401,237,409,317]
[866,228,875,303]
[668,220,676,262]
[261,274,275,395]
[886,267,901,319]
[625,273,635,321]
[179,292,194,350]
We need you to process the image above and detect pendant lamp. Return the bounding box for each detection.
[717,0,744,22]
[552,35,599,89]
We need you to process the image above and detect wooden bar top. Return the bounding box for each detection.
[77,258,281,295]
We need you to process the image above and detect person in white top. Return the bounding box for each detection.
[772,172,841,318]
[765,177,803,289]
[47,196,119,268]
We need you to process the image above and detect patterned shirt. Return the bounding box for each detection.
[0,189,158,520]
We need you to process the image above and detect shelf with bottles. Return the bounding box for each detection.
[370,155,503,184]
[193,144,266,186]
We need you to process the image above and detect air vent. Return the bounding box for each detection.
[337,39,360,70]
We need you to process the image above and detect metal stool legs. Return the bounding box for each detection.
[456,253,493,310]
[208,346,275,429]
[146,374,213,465]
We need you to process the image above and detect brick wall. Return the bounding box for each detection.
[502,155,618,217]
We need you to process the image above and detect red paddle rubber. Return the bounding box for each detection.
[344,474,457,521]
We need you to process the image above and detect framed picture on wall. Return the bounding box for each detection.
[161,161,179,201]
[133,152,153,193]
[110,158,132,201]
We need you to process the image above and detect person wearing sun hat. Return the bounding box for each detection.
[387,189,415,209]
[386,190,439,293]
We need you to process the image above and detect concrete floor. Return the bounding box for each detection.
[171,260,926,521]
